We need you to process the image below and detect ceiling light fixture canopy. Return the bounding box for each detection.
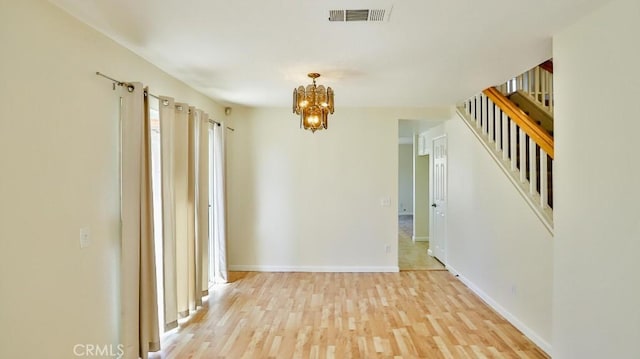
[293,73,334,133]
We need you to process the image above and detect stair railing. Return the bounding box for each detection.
[457,87,554,232]
[496,63,554,116]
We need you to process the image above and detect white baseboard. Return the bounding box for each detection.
[412,236,429,242]
[228,265,400,273]
[445,265,551,355]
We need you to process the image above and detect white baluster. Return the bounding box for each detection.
[480,94,486,133]
[542,71,548,111]
[502,112,509,160]
[549,74,553,114]
[495,106,501,151]
[529,141,538,195]
[517,74,523,92]
[528,69,535,95]
[535,66,541,103]
[472,95,478,126]
[487,98,494,141]
[519,129,527,183]
[510,120,517,171]
[540,149,548,209]
[548,71,552,111]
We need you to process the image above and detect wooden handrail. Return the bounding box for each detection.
[483,87,554,159]
[539,59,553,74]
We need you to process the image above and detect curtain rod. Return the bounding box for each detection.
[96,71,234,131]
[96,71,135,91]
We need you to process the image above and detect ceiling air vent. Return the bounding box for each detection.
[346,9,370,21]
[328,9,390,22]
[368,9,386,22]
[329,10,345,22]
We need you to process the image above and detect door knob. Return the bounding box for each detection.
[431,203,437,207]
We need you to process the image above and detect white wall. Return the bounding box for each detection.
[0,1,231,358]
[398,144,413,214]
[552,0,640,357]
[226,107,446,271]
[428,116,554,351]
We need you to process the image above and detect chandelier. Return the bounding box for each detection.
[293,73,335,133]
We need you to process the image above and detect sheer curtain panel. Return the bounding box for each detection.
[212,122,228,283]
[197,111,210,296]
[187,107,197,312]
[158,97,178,331]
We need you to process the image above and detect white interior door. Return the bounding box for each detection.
[431,135,447,263]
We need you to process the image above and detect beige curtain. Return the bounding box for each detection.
[174,102,191,318]
[120,84,160,359]
[189,108,211,308]
[197,111,210,296]
[158,97,178,331]
[158,100,209,327]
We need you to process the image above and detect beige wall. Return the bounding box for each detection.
[226,107,443,271]
[413,150,430,241]
[552,0,640,357]
[398,144,413,215]
[0,1,232,357]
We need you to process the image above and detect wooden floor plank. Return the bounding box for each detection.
[150,271,549,359]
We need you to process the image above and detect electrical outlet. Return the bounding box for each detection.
[511,284,518,296]
[385,245,391,254]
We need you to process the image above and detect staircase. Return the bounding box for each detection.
[457,62,554,232]
[508,91,553,136]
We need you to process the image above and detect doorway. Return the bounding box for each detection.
[397,138,444,270]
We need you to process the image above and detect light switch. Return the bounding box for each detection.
[80,226,90,249]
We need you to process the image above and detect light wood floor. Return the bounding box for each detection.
[398,215,445,271]
[151,271,548,359]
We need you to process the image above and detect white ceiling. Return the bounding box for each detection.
[50,0,607,108]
